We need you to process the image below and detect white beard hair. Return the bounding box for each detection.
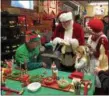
[64,20,73,41]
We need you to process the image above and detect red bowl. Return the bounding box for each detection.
[44,77,55,85]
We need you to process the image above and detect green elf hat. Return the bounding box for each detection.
[26,30,41,43]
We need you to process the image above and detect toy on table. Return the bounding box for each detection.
[51,62,58,79]
[44,76,55,85]
[1,68,6,86]
[80,80,92,95]
[57,77,69,89]
[1,59,14,85]
[74,82,81,95]
[98,44,108,71]
[6,71,21,80]
[29,74,44,83]
[41,53,60,79]
[69,71,84,80]
[20,74,30,86]
[19,61,30,87]
[2,59,13,76]
[69,71,84,93]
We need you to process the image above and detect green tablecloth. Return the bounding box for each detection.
[2,68,95,95]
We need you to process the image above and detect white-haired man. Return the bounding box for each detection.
[51,11,85,72]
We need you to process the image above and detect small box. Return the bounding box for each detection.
[69,71,84,79]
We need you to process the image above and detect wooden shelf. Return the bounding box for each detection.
[1,13,26,60]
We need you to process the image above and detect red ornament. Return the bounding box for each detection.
[18,16,25,23]
[20,74,30,86]
[20,74,29,82]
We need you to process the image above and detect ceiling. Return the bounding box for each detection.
[61,0,108,7]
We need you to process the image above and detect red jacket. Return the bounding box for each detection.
[52,22,85,45]
[91,34,108,58]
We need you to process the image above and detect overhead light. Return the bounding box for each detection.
[89,2,108,5]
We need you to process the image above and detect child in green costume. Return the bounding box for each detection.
[15,31,46,70]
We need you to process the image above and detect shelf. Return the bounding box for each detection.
[2,51,15,55]
[1,38,23,43]
[1,13,26,17]
[1,13,26,60]
[1,52,11,55]
[1,25,26,29]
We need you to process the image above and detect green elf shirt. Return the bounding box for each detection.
[15,44,43,70]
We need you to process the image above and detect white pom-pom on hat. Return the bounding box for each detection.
[59,12,73,22]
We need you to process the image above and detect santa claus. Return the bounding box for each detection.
[51,11,85,71]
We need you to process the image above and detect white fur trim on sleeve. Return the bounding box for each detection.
[52,37,62,45]
[59,12,73,22]
[70,39,79,48]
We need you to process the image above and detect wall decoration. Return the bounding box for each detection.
[43,1,49,14]
[49,1,56,9]
[93,6,105,15]
[49,1,57,15]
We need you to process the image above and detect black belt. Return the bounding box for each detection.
[63,52,75,58]
[64,52,73,55]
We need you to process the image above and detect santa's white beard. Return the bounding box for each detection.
[64,21,73,40]
[62,20,73,30]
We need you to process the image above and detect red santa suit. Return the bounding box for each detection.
[51,11,85,69]
[52,22,85,45]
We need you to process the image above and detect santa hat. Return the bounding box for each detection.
[88,18,104,33]
[58,11,73,22]
[26,30,41,43]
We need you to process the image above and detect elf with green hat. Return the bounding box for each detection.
[15,30,46,70]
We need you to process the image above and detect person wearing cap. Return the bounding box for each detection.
[15,31,46,70]
[87,18,108,58]
[51,11,85,72]
[87,18,108,89]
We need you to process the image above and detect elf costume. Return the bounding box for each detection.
[15,31,43,70]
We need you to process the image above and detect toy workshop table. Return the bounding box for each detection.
[2,68,95,95]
